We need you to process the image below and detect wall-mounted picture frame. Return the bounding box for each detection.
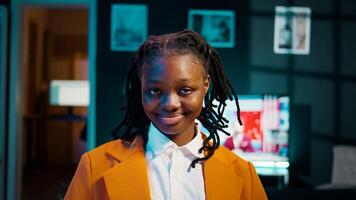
[110,4,148,51]
[274,6,311,55]
[188,9,235,48]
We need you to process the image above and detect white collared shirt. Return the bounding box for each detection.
[145,123,206,200]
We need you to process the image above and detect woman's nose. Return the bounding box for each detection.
[161,93,181,111]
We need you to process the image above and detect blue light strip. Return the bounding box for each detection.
[0,6,8,200]
[8,0,21,199]
[253,161,290,169]
[87,0,97,150]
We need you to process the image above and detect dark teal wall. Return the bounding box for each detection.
[95,0,249,146]
[0,0,9,5]
[96,0,356,186]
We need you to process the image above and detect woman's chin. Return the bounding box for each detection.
[155,125,180,135]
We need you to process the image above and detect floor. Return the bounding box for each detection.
[22,164,75,200]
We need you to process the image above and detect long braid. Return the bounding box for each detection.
[191,46,242,168]
[112,29,242,167]
[112,46,150,143]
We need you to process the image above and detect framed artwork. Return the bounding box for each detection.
[110,4,148,51]
[274,6,311,55]
[188,9,235,48]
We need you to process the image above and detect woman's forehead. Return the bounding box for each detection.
[145,52,203,64]
[142,55,205,73]
[141,55,206,80]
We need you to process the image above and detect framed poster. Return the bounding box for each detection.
[188,9,235,48]
[274,6,311,55]
[110,4,148,51]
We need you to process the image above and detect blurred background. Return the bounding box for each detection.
[0,0,355,199]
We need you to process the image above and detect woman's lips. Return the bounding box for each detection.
[158,114,183,125]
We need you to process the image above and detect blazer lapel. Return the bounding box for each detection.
[102,135,244,200]
[103,137,151,200]
[204,150,245,200]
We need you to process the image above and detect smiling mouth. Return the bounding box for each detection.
[158,114,184,125]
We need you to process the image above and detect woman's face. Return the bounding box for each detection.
[141,55,210,146]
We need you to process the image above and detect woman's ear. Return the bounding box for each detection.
[204,75,211,94]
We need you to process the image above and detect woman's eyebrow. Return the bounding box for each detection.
[145,78,193,84]
[145,79,159,83]
[177,78,192,83]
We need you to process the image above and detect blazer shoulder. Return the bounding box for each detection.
[214,146,252,175]
[214,146,249,166]
[86,140,121,157]
[212,146,268,199]
[85,137,143,165]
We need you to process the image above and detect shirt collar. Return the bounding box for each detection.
[146,123,204,159]
[147,123,176,156]
[182,126,204,158]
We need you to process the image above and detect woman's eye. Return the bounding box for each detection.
[149,88,161,95]
[180,87,192,95]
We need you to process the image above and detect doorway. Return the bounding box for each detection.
[21,7,88,199]
[7,0,97,198]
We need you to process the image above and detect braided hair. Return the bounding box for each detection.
[113,29,242,167]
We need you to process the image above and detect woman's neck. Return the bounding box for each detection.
[163,125,197,146]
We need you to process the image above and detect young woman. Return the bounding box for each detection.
[65,29,268,200]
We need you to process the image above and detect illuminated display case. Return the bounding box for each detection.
[199,94,290,184]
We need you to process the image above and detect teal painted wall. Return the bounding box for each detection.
[94,0,356,187]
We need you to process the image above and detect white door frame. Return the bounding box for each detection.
[7,0,97,199]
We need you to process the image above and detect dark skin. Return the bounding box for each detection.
[141,55,210,146]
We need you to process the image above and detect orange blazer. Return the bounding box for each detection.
[65,136,268,200]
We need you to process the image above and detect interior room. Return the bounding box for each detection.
[20,8,88,199]
[0,0,355,199]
